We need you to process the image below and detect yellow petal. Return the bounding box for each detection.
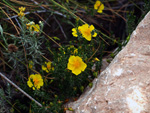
[89,25,95,31]
[97,4,104,13]
[94,57,100,61]
[19,7,26,12]
[84,34,92,41]
[27,80,33,87]
[68,56,76,64]
[34,24,40,32]
[72,68,82,75]
[72,28,78,37]
[93,32,97,37]
[68,63,73,70]
[78,26,82,32]
[81,62,87,71]
[42,65,46,71]
[94,1,100,10]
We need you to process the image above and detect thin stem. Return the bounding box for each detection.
[0,40,7,50]
[54,15,67,39]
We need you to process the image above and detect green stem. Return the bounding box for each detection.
[0,41,7,50]
[2,36,8,46]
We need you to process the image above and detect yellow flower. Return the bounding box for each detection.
[73,49,78,54]
[94,0,104,13]
[72,27,82,37]
[42,61,53,73]
[18,11,25,17]
[18,7,26,17]
[27,74,44,90]
[92,57,100,62]
[72,28,78,37]
[94,57,100,61]
[67,56,87,75]
[26,22,40,32]
[79,24,97,41]
[19,7,26,12]
[32,24,40,32]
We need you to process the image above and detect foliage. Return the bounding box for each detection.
[0,0,148,112]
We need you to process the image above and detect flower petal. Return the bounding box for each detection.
[72,68,82,75]
[94,1,100,10]
[89,25,95,31]
[72,28,78,37]
[67,63,75,70]
[81,62,87,71]
[93,32,97,37]
[84,34,92,41]
[68,56,76,64]
[97,4,104,13]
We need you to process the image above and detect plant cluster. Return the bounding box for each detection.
[0,0,148,112]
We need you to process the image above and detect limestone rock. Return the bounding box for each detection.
[66,11,150,113]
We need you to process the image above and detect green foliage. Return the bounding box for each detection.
[126,11,137,35]
[127,0,150,35]
[0,83,13,113]
[0,88,10,113]
[0,0,149,112]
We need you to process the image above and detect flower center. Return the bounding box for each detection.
[84,28,91,36]
[33,79,39,85]
[47,64,50,70]
[74,60,80,68]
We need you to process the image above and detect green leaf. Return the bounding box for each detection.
[53,36,60,41]
[127,34,130,42]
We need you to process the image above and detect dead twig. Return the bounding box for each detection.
[5,10,66,20]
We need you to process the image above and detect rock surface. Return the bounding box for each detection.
[66,11,150,113]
